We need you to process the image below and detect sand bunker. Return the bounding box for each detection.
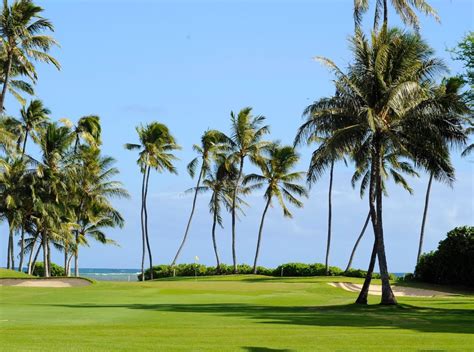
[329,282,455,297]
[0,278,91,288]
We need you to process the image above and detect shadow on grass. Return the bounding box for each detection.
[50,302,474,334]
[242,347,295,352]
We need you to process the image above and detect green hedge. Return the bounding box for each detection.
[138,262,392,281]
[32,262,65,277]
[415,226,473,287]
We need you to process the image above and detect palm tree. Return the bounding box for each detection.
[70,146,128,276]
[125,122,180,280]
[2,99,50,158]
[243,144,307,274]
[228,107,269,273]
[295,28,468,304]
[416,78,470,265]
[192,155,244,270]
[0,0,60,111]
[354,0,439,31]
[0,52,34,106]
[171,129,229,266]
[345,148,418,277]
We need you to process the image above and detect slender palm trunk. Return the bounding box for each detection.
[27,239,39,275]
[10,230,15,270]
[143,166,153,280]
[47,238,51,276]
[417,173,433,265]
[6,227,13,269]
[383,0,388,27]
[325,160,334,275]
[139,169,146,281]
[67,254,73,276]
[211,206,221,271]
[64,242,69,277]
[172,163,204,266]
[345,212,371,272]
[0,54,13,112]
[373,142,396,305]
[18,227,25,272]
[253,197,271,274]
[355,237,378,304]
[21,131,29,158]
[74,231,79,276]
[231,157,245,274]
[42,233,49,277]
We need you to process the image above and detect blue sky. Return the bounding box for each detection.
[2,0,473,272]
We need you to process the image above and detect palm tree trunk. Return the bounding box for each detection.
[231,157,245,274]
[0,54,13,112]
[417,173,433,265]
[355,237,378,304]
[18,227,26,272]
[42,233,49,277]
[325,160,334,275]
[27,238,37,275]
[30,244,41,275]
[21,131,29,158]
[67,254,73,276]
[74,231,79,276]
[143,166,153,280]
[172,163,204,266]
[374,143,396,305]
[382,0,388,27]
[6,227,12,269]
[47,238,52,276]
[211,208,221,272]
[139,168,146,281]
[253,197,271,274]
[345,212,371,273]
[64,241,69,277]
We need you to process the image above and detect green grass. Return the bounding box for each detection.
[0,268,33,278]
[1,275,473,351]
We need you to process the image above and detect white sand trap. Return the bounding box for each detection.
[0,278,91,288]
[329,282,455,297]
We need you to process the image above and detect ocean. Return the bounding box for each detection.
[78,268,141,281]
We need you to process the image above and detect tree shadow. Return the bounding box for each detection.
[242,347,295,352]
[50,302,474,334]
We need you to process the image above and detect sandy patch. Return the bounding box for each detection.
[0,278,91,288]
[329,282,455,297]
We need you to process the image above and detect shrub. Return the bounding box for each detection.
[415,226,474,287]
[32,262,65,277]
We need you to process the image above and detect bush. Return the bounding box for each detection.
[137,262,394,280]
[32,262,65,277]
[415,226,474,287]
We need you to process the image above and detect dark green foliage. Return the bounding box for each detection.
[32,262,65,277]
[415,226,474,287]
[138,262,383,280]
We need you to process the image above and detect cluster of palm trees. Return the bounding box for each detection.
[0,0,127,277]
[126,108,308,280]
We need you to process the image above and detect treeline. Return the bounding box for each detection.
[0,1,128,277]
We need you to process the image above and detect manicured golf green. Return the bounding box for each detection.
[1,272,473,351]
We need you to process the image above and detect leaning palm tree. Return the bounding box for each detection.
[0,0,60,111]
[171,129,229,266]
[295,28,468,305]
[354,0,439,32]
[228,107,269,273]
[125,122,180,280]
[243,144,307,274]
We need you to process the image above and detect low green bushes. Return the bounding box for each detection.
[32,262,65,277]
[415,226,473,287]
[138,262,390,280]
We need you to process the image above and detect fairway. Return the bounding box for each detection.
[1,276,473,351]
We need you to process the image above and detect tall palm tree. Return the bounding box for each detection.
[171,129,229,266]
[295,28,468,305]
[354,0,439,32]
[70,146,128,276]
[228,107,269,273]
[243,144,307,274]
[416,77,470,265]
[191,155,244,270]
[345,148,418,275]
[0,0,60,111]
[125,122,180,280]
